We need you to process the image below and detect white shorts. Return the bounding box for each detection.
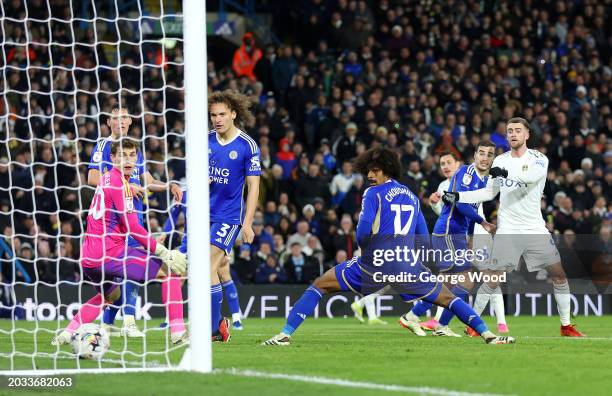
[472,233,493,271]
[488,232,560,272]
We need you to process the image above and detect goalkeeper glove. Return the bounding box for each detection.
[155,243,172,263]
[489,167,508,178]
[168,250,188,275]
[442,191,460,205]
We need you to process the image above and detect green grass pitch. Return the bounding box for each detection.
[1,316,611,396]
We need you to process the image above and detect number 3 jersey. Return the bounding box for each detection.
[208,130,261,225]
[82,167,157,268]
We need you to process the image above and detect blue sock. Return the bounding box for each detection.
[211,283,223,333]
[281,285,323,336]
[102,283,124,325]
[222,280,241,320]
[123,282,138,316]
[411,300,433,317]
[439,285,470,326]
[446,297,488,335]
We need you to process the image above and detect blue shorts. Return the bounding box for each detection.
[334,257,442,304]
[432,234,473,273]
[210,222,241,255]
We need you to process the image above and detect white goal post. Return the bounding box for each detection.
[0,0,210,374]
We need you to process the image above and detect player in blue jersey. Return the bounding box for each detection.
[160,189,244,332]
[88,106,183,337]
[400,141,498,337]
[263,148,514,346]
[208,90,261,341]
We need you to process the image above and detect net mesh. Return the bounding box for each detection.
[0,0,188,371]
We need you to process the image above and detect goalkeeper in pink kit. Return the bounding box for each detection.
[52,138,189,346]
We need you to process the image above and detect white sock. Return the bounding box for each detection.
[434,306,444,321]
[123,314,135,327]
[405,311,420,322]
[363,294,378,319]
[491,287,506,325]
[473,283,495,316]
[232,312,242,323]
[553,281,571,326]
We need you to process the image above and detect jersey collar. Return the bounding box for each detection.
[215,128,242,146]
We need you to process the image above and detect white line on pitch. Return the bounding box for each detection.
[522,336,612,341]
[217,368,515,396]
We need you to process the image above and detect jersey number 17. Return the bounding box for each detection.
[391,204,414,235]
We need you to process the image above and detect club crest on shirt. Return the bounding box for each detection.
[229,150,238,160]
[93,151,102,163]
[462,173,472,185]
[125,197,134,213]
[522,164,528,172]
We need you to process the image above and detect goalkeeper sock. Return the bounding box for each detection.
[281,285,323,336]
[443,296,488,335]
[553,280,571,326]
[67,294,104,333]
[411,300,433,317]
[491,287,507,325]
[222,280,241,322]
[211,283,223,333]
[438,285,470,326]
[162,275,185,334]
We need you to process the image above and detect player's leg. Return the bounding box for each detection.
[428,285,514,344]
[218,255,243,330]
[210,223,240,341]
[545,261,585,336]
[433,275,473,337]
[52,271,120,346]
[491,285,508,333]
[351,286,389,324]
[263,261,347,345]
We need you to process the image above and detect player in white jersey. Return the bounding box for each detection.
[442,117,585,337]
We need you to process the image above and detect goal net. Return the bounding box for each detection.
[0,0,209,373]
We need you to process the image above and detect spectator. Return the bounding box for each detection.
[287,220,313,249]
[232,32,262,81]
[283,242,320,284]
[333,122,361,165]
[330,161,357,206]
[254,251,287,284]
[294,163,330,208]
[332,214,356,259]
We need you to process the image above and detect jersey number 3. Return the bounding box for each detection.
[391,204,414,235]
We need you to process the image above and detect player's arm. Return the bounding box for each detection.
[446,178,500,204]
[430,182,446,215]
[243,145,262,244]
[355,188,378,246]
[87,143,102,187]
[242,175,260,243]
[452,171,485,224]
[109,183,185,273]
[143,171,182,202]
[87,169,101,186]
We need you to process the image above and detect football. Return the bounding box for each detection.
[70,323,110,361]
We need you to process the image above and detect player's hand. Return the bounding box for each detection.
[441,191,459,205]
[242,224,255,244]
[156,234,167,244]
[429,192,441,204]
[481,220,497,235]
[489,167,508,178]
[130,183,146,199]
[169,183,183,203]
[167,250,188,275]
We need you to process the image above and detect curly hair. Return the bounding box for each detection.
[351,147,402,179]
[208,89,255,128]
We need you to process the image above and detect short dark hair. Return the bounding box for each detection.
[110,138,140,155]
[476,140,496,150]
[352,147,402,179]
[439,151,461,161]
[507,117,530,131]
